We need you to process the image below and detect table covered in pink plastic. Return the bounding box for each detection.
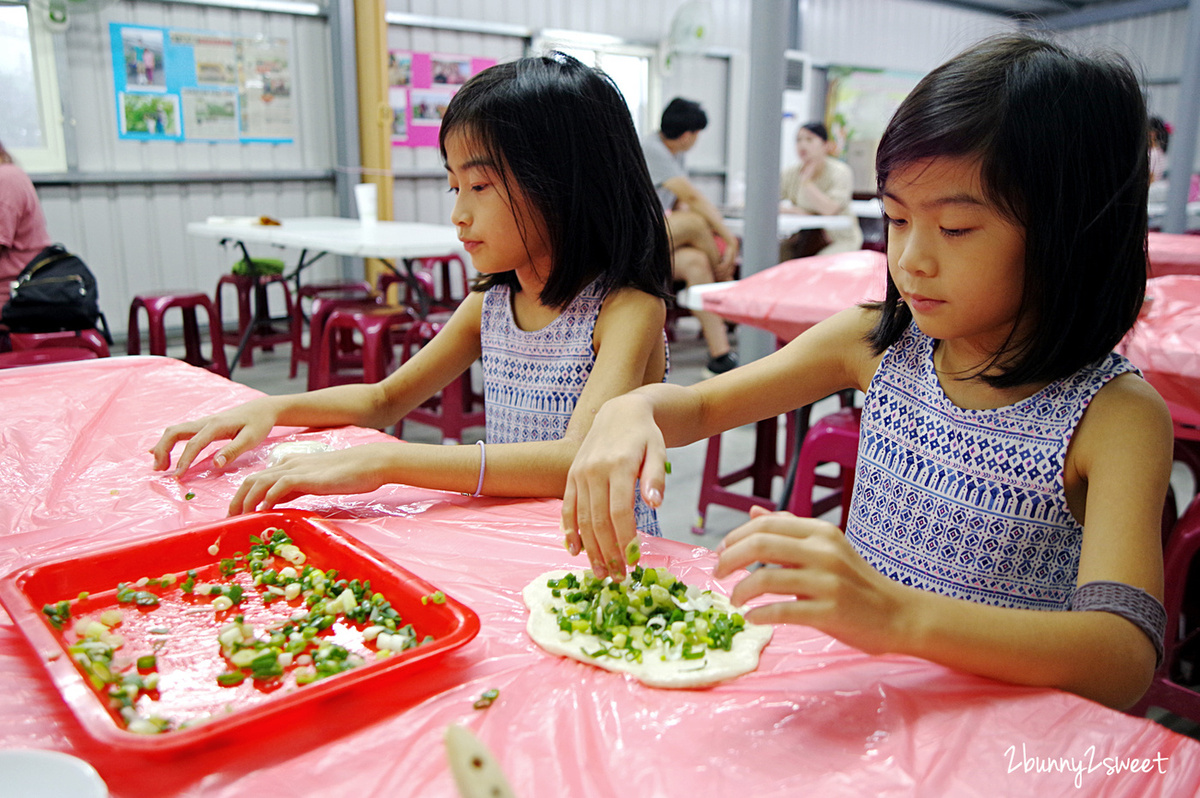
[703,254,1200,424]
[1149,232,1200,277]
[2,356,1199,797]
[702,250,888,342]
[1123,274,1200,427]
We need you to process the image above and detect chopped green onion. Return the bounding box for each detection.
[625,538,641,566]
[473,688,500,709]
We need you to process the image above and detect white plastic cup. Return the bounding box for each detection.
[354,183,378,226]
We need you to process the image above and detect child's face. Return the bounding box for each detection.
[882,156,1027,360]
[444,131,551,282]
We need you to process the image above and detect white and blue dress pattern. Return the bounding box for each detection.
[480,279,664,536]
[845,323,1137,610]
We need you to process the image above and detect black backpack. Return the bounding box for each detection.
[1,244,112,343]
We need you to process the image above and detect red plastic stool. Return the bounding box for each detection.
[0,347,99,369]
[393,318,485,444]
[1129,492,1200,725]
[692,411,798,535]
[379,255,469,315]
[311,305,416,388]
[784,407,861,529]
[289,281,376,380]
[127,291,229,377]
[215,273,294,368]
[10,329,111,358]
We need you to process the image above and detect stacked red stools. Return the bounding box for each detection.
[215,273,294,369]
[393,317,485,444]
[289,281,377,381]
[310,305,417,388]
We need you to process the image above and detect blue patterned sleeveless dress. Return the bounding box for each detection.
[845,323,1138,610]
[480,279,665,536]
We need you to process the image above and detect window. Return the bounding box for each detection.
[531,32,655,137]
[0,4,66,172]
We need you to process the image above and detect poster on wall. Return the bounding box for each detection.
[824,66,922,194]
[109,23,294,144]
[390,51,496,147]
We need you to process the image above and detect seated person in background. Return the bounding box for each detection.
[1147,115,1170,204]
[779,122,863,259]
[0,139,52,310]
[642,98,740,376]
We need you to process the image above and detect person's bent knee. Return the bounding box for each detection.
[672,247,715,285]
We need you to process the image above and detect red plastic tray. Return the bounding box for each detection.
[0,511,480,753]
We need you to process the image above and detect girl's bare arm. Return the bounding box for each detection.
[563,306,883,578]
[152,293,484,475]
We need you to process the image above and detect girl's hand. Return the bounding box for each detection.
[713,506,912,655]
[151,400,279,476]
[227,444,391,515]
[561,395,666,581]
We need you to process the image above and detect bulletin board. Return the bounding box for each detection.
[388,51,496,147]
[109,23,295,143]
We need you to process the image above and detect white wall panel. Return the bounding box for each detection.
[1057,8,1197,166]
[799,0,1014,72]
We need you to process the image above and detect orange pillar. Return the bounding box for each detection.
[354,0,393,287]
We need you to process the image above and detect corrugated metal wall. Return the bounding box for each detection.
[1057,7,1195,165]
[33,0,1187,337]
[37,0,337,334]
[799,0,1015,72]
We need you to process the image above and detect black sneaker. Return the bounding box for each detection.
[703,352,739,378]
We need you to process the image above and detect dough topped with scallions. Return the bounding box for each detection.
[523,567,772,688]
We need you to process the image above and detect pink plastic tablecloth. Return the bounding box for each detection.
[1122,275,1200,425]
[705,254,1200,423]
[2,356,1199,797]
[702,250,888,342]
[1149,232,1200,278]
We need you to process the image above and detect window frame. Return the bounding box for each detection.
[530,30,658,137]
[1,3,67,172]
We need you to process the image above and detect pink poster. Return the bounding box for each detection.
[389,51,497,147]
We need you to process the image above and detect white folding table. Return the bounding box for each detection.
[187,217,466,375]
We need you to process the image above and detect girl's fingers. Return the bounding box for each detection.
[639,443,668,509]
[150,426,193,470]
[713,520,835,579]
[174,429,221,476]
[727,560,833,608]
[720,509,830,552]
[584,474,622,579]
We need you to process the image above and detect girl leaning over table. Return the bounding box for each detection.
[562,34,1172,711]
[153,52,672,536]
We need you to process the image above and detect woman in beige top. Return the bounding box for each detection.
[779,122,863,257]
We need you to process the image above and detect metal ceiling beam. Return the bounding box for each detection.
[1033,0,1187,29]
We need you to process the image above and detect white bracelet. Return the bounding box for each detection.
[471,440,486,497]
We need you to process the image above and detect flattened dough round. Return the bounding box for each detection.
[523,569,772,688]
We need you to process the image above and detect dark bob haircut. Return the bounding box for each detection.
[800,121,829,141]
[868,34,1149,388]
[439,52,670,310]
[660,97,708,140]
